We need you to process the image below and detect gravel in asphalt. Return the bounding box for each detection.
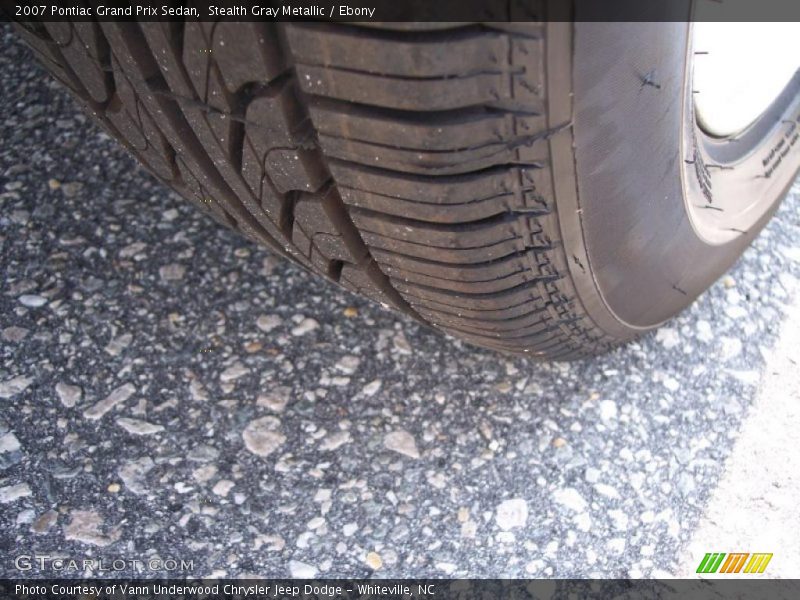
[2,25,800,578]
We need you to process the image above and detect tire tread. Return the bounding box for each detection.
[16,19,620,357]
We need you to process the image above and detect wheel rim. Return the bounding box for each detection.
[682,22,800,245]
[692,23,800,138]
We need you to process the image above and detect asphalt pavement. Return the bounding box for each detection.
[2,25,800,579]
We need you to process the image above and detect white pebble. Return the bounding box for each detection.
[599,400,617,421]
[594,483,620,499]
[83,383,136,420]
[116,418,164,435]
[553,488,587,512]
[291,318,319,336]
[0,375,33,399]
[361,380,382,396]
[0,432,21,454]
[256,314,282,333]
[159,263,186,281]
[288,560,317,578]
[242,417,285,457]
[384,430,420,459]
[220,362,249,383]
[609,509,629,530]
[0,483,32,503]
[19,294,47,307]
[335,355,360,375]
[212,480,235,497]
[495,498,528,530]
[55,382,82,407]
[319,430,351,452]
[655,327,680,349]
[256,387,290,413]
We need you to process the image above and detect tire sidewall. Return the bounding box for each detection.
[569,21,798,331]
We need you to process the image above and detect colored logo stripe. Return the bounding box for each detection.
[744,553,773,574]
[719,553,749,573]
[696,552,773,574]
[697,553,726,573]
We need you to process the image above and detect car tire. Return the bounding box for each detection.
[14,20,800,358]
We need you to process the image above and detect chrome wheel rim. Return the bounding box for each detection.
[692,23,800,138]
